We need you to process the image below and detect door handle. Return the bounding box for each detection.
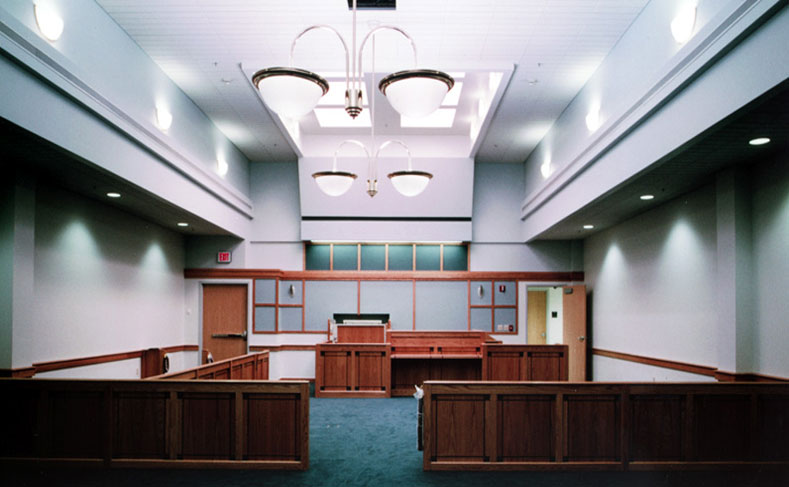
[212,330,248,341]
[578,336,585,342]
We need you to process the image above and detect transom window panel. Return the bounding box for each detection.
[304,243,468,271]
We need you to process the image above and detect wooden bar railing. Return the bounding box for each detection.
[0,378,308,469]
[422,381,789,471]
[148,351,269,381]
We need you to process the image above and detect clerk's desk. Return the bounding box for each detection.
[315,322,569,398]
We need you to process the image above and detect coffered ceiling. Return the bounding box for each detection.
[95,0,650,163]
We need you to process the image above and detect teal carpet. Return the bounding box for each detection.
[4,397,787,486]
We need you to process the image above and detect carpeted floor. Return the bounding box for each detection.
[4,397,788,486]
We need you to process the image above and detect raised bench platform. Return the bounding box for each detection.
[422,381,789,471]
[315,331,569,398]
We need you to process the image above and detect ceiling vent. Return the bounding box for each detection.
[347,0,395,10]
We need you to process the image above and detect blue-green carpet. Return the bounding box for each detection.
[3,397,787,486]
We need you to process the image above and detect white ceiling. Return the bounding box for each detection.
[96,0,650,164]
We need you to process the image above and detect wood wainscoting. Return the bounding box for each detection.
[0,378,308,470]
[422,381,789,471]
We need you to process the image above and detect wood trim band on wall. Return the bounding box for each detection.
[185,268,584,282]
[17,345,200,376]
[592,348,717,377]
[0,366,37,378]
[250,345,317,352]
[592,348,789,382]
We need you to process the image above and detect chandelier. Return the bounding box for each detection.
[251,0,451,198]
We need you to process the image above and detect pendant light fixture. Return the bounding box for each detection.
[312,140,364,197]
[251,0,453,120]
[379,140,432,197]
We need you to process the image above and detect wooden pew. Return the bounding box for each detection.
[0,378,308,470]
[422,381,789,471]
[148,351,269,380]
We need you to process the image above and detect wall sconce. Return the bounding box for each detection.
[671,2,697,44]
[34,3,64,42]
[155,104,173,131]
[477,285,484,298]
[288,284,296,297]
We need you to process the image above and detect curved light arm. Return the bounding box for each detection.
[356,26,418,93]
[375,139,413,180]
[291,25,350,91]
[333,139,370,172]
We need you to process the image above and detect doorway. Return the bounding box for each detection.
[202,284,248,363]
[527,285,586,381]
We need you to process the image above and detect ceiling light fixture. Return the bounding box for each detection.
[34,3,64,42]
[748,137,771,146]
[177,222,189,227]
[583,225,595,230]
[312,140,362,197]
[585,105,602,132]
[251,0,453,121]
[106,192,121,198]
[217,156,229,177]
[640,194,655,200]
[383,140,432,197]
[671,3,697,44]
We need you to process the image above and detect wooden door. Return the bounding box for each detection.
[202,284,248,363]
[562,285,587,381]
[527,290,547,344]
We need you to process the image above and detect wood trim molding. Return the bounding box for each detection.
[186,268,584,282]
[161,344,199,354]
[0,366,36,378]
[250,345,317,352]
[17,344,200,376]
[592,348,717,377]
[592,348,789,382]
[33,351,144,374]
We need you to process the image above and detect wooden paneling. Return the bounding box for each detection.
[202,284,248,363]
[482,345,568,382]
[693,394,751,461]
[391,358,481,396]
[245,394,301,460]
[592,348,717,377]
[0,379,308,470]
[432,395,487,461]
[113,392,168,459]
[498,395,555,462]
[336,324,386,343]
[151,352,269,381]
[629,395,684,461]
[315,344,390,397]
[564,395,620,462]
[49,390,105,458]
[423,382,789,471]
[181,392,235,459]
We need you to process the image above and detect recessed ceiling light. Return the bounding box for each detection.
[748,137,771,146]
[583,225,594,230]
[106,192,121,198]
[177,222,189,227]
[640,194,655,200]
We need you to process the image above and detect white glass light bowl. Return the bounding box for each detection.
[252,67,329,119]
[387,170,432,197]
[312,171,358,197]
[379,70,454,118]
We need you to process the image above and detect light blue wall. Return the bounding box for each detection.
[752,151,789,377]
[414,281,468,331]
[360,281,413,331]
[9,179,185,370]
[0,1,252,237]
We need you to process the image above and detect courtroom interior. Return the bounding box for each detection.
[1,0,788,485]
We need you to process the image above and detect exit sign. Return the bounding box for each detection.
[217,251,232,264]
